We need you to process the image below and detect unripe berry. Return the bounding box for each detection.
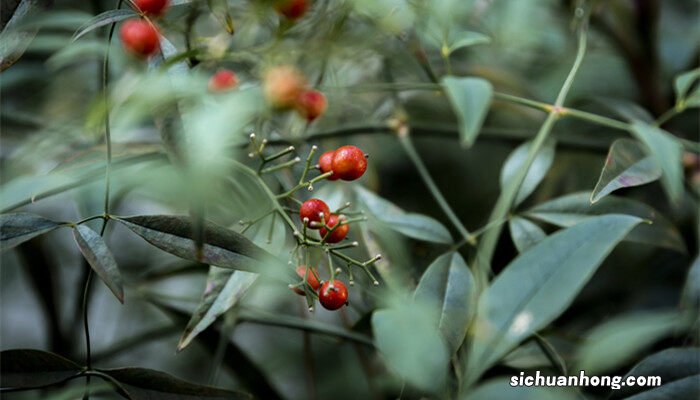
[318,150,339,181]
[296,89,327,122]
[331,145,367,181]
[134,0,170,16]
[274,0,309,21]
[299,198,330,229]
[263,65,307,109]
[319,280,348,310]
[319,214,348,243]
[120,19,160,58]
[209,69,239,92]
[293,265,321,295]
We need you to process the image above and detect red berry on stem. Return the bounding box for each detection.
[263,65,307,109]
[319,280,348,310]
[293,265,321,295]
[274,0,309,21]
[134,0,170,16]
[318,150,339,181]
[299,198,330,229]
[296,89,327,122]
[319,214,348,243]
[209,69,239,92]
[120,19,160,58]
[331,145,367,181]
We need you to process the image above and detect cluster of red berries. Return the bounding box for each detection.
[263,65,327,122]
[293,266,348,311]
[290,145,368,310]
[119,0,169,58]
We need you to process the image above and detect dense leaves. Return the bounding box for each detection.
[466,215,641,382]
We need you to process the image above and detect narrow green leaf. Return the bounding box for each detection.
[684,89,700,108]
[0,349,81,389]
[466,215,642,383]
[100,367,252,399]
[630,121,684,203]
[448,31,490,53]
[674,68,700,101]
[591,138,662,203]
[611,347,700,399]
[461,378,577,400]
[116,215,288,279]
[526,192,686,253]
[0,0,53,72]
[414,252,476,355]
[373,303,449,393]
[355,186,453,244]
[441,76,493,147]
[72,9,135,41]
[1,212,62,252]
[73,225,124,303]
[178,267,257,351]
[575,310,687,374]
[508,217,546,253]
[500,139,555,206]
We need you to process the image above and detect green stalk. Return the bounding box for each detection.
[474,12,591,287]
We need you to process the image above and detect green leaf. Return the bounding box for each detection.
[73,225,124,303]
[466,215,641,383]
[591,138,662,203]
[448,31,490,53]
[508,217,546,253]
[526,192,686,253]
[630,121,684,203]
[178,267,257,351]
[441,76,493,147]
[575,310,687,374]
[500,139,555,206]
[72,9,135,41]
[355,186,453,244]
[0,0,53,72]
[414,252,476,355]
[101,367,252,399]
[684,89,700,108]
[116,215,288,279]
[0,349,81,389]
[611,347,700,399]
[674,68,700,101]
[372,303,449,393]
[681,256,700,310]
[461,378,577,400]
[1,213,62,252]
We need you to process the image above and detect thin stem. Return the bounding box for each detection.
[397,132,471,242]
[81,269,94,400]
[655,105,682,127]
[474,7,590,289]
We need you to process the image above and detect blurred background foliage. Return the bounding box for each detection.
[1,0,699,399]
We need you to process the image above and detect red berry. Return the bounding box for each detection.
[209,69,239,92]
[296,89,327,122]
[120,19,160,58]
[274,0,309,21]
[318,150,339,181]
[293,265,321,295]
[263,65,307,109]
[331,145,367,181]
[299,198,330,229]
[319,214,348,243]
[134,0,170,16]
[319,280,348,310]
